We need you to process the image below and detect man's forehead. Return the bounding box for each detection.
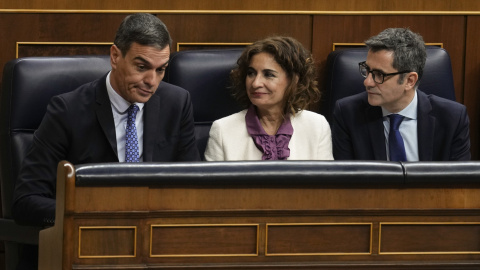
[366,50,395,68]
[127,44,170,66]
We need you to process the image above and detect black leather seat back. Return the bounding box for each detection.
[321,46,456,122]
[165,49,243,157]
[0,55,111,270]
[0,56,111,219]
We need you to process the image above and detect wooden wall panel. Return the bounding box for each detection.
[266,223,372,255]
[380,223,480,254]
[78,226,136,257]
[312,15,465,101]
[0,13,312,83]
[160,14,312,52]
[0,13,125,81]
[17,43,111,58]
[150,225,258,256]
[2,0,480,11]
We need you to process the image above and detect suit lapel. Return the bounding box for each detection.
[366,105,387,160]
[143,93,160,162]
[95,77,118,159]
[417,90,434,161]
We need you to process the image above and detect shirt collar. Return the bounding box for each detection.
[381,90,418,120]
[106,72,145,114]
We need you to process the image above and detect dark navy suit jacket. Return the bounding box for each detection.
[332,90,471,161]
[12,73,201,227]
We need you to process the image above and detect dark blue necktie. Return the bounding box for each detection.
[125,104,140,162]
[388,114,407,162]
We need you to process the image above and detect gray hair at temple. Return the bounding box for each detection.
[365,28,426,87]
[114,13,172,56]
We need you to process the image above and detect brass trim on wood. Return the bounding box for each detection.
[16,41,113,58]
[332,43,365,51]
[265,222,373,256]
[176,42,251,52]
[78,226,137,259]
[426,43,444,48]
[332,42,443,51]
[379,222,480,255]
[149,223,259,257]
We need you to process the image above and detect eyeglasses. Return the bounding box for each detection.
[358,61,411,84]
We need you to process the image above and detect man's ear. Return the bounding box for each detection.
[405,71,419,90]
[110,45,121,70]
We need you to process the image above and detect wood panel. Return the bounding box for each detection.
[160,14,312,51]
[312,15,465,102]
[150,224,258,256]
[17,43,111,58]
[78,186,480,211]
[0,13,312,82]
[0,13,125,81]
[2,0,480,11]
[266,223,372,255]
[380,223,480,254]
[36,162,480,269]
[78,226,136,257]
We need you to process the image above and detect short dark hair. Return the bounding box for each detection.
[365,28,426,86]
[230,36,320,116]
[114,13,172,56]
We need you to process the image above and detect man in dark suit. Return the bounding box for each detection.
[332,28,470,161]
[12,13,201,269]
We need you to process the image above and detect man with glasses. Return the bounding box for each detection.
[332,28,470,161]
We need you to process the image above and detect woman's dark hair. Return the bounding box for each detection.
[230,36,320,115]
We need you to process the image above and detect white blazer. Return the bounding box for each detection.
[204,109,333,161]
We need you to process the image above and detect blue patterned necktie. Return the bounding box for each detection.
[125,104,140,162]
[388,114,407,162]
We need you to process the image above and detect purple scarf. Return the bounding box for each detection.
[245,105,293,160]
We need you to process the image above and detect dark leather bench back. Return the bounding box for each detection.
[0,55,111,270]
[165,49,243,157]
[0,55,112,219]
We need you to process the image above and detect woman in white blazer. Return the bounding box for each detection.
[204,36,333,161]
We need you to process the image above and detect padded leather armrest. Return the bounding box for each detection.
[75,161,404,186]
[403,161,480,184]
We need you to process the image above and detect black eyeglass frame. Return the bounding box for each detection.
[358,61,412,84]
